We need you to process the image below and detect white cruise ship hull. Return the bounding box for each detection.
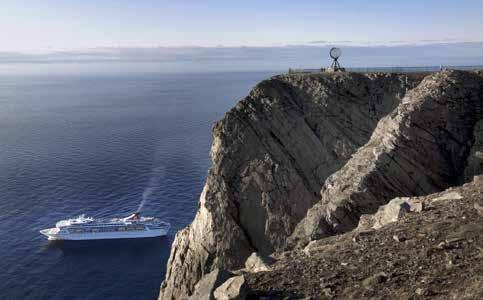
[40,228,168,241]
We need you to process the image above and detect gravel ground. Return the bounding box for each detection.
[246,179,483,299]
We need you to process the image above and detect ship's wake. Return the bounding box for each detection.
[137,165,165,213]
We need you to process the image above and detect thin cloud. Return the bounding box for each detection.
[306,39,480,47]
[1,42,482,70]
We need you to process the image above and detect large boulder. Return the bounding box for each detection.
[357,197,423,231]
[244,252,275,273]
[213,276,247,300]
[189,268,232,300]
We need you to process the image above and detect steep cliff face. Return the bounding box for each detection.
[159,72,425,299]
[289,70,483,247]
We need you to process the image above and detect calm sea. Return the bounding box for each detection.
[0,71,274,300]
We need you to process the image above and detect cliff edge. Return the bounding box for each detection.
[159,70,482,299]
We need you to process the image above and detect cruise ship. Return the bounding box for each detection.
[40,213,170,240]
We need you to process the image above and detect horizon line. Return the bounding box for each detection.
[2,40,483,54]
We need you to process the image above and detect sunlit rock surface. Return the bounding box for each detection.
[158,70,482,299]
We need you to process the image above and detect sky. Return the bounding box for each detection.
[2,0,483,51]
[1,1,483,73]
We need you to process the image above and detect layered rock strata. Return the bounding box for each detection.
[289,70,483,247]
[159,70,482,299]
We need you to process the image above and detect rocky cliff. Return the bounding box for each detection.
[159,70,482,299]
[289,70,483,248]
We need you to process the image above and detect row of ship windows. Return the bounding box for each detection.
[68,225,145,233]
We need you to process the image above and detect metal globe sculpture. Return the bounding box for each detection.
[329,47,342,60]
[329,47,343,71]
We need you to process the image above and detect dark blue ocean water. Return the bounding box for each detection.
[0,71,274,300]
